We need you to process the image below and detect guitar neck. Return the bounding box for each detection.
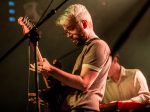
[36,47,43,62]
[31,43,49,88]
[31,44,43,62]
[22,25,49,88]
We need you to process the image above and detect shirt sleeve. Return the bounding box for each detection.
[130,70,150,103]
[82,40,110,73]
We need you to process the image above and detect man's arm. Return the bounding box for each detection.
[130,70,150,103]
[42,61,100,91]
[35,40,110,91]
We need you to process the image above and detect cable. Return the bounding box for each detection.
[36,0,54,26]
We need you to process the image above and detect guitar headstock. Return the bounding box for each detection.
[18,16,35,34]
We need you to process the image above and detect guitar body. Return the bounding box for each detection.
[40,59,63,112]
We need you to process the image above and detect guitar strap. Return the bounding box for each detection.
[58,37,100,61]
[85,37,100,45]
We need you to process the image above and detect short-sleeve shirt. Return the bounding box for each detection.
[61,38,111,111]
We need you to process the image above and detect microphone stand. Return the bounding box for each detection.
[0,0,70,112]
[28,28,41,112]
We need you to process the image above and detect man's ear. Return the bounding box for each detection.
[82,20,87,29]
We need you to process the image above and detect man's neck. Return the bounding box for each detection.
[86,29,98,39]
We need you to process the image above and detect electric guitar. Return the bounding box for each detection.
[18,16,51,87]
[18,16,64,112]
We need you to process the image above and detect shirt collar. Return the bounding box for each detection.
[120,66,126,77]
[107,66,126,82]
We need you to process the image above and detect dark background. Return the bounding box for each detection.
[0,0,149,112]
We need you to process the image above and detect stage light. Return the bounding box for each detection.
[8,1,15,7]
[9,17,15,22]
[9,9,15,14]
[8,1,16,22]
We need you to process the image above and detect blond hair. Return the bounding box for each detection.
[56,4,93,29]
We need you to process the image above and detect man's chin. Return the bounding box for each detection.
[72,36,86,46]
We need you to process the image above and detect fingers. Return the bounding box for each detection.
[18,17,24,25]
[42,58,47,62]
[29,58,51,73]
[38,61,43,66]
[29,63,42,73]
[29,64,35,72]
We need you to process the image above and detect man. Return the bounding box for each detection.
[30,4,111,112]
[102,55,150,104]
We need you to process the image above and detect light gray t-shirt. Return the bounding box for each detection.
[61,38,111,111]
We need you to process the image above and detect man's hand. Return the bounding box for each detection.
[29,58,53,78]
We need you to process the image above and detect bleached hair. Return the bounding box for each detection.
[56,4,93,29]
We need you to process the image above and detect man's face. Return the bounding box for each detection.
[108,57,119,77]
[108,56,122,82]
[108,61,115,77]
[63,22,86,46]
